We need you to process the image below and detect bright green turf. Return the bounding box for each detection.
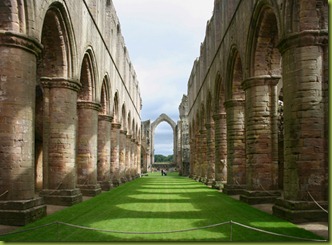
[0,172,325,242]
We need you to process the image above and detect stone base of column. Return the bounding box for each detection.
[272,198,328,223]
[0,198,47,226]
[77,184,102,197]
[98,181,114,191]
[120,176,128,183]
[40,189,82,206]
[240,190,280,205]
[212,181,226,190]
[205,179,215,187]
[112,178,122,187]
[199,177,207,183]
[223,184,246,195]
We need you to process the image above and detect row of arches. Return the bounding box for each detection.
[0,0,141,225]
[187,0,328,223]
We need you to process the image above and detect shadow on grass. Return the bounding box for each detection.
[0,172,326,242]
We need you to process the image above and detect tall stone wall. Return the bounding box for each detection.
[0,0,141,225]
[185,0,328,223]
[177,95,190,176]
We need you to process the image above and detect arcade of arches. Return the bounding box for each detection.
[185,0,328,223]
[0,0,141,225]
[0,0,328,226]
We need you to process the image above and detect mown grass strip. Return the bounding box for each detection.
[1,172,324,242]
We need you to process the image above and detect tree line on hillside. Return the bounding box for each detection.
[154,154,173,162]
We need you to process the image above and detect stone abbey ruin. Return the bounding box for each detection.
[0,0,328,226]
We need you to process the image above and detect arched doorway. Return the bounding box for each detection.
[150,114,177,168]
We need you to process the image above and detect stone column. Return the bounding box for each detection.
[205,123,215,186]
[0,32,46,225]
[223,99,246,195]
[136,140,142,177]
[240,76,280,204]
[125,134,132,181]
[119,130,127,183]
[272,31,328,222]
[97,115,113,190]
[199,128,208,183]
[194,130,201,181]
[212,113,227,189]
[76,101,101,196]
[131,138,137,178]
[189,136,195,178]
[39,78,82,206]
[111,123,121,186]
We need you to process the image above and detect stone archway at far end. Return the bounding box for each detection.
[150,113,177,165]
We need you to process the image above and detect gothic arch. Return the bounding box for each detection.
[150,113,177,165]
[100,75,111,115]
[38,2,76,78]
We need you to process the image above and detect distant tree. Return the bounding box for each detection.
[154,154,173,162]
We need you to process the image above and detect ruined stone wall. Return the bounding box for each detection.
[0,0,141,225]
[186,0,328,222]
[177,95,190,176]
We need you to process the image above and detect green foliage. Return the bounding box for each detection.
[154,154,173,162]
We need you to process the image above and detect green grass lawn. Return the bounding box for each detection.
[0,172,325,242]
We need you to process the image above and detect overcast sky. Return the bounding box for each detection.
[112,0,214,155]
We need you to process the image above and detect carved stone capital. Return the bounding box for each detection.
[212,113,226,121]
[278,30,328,55]
[98,114,113,122]
[120,130,127,135]
[242,75,280,90]
[41,77,81,92]
[111,123,121,129]
[224,99,245,109]
[0,31,42,56]
[77,101,101,111]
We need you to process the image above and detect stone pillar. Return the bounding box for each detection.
[111,123,121,186]
[131,138,137,178]
[272,31,328,222]
[194,130,201,181]
[240,76,280,204]
[39,78,82,206]
[223,99,246,195]
[97,115,113,190]
[119,130,127,183]
[199,128,208,183]
[189,137,195,178]
[76,101,101,196]
[125,134,132,181]
[0,32,46,225]
[205,123,215,186]
[136,140,142,177]
[212,113,227,189]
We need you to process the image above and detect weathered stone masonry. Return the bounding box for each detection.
[185,0,328,223]
[0,0,142,225]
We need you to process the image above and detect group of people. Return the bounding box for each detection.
[161,169,167,176]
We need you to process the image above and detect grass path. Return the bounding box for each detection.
[1,172,324,242]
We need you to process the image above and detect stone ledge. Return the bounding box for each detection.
[240,190,281,205]
[77,184,102,197]
[40,189,82,206]
[223,184,246,195]
[0,198,44,210]
[98,181,114,191]
[0,199,46,226]
[272,203,328,223]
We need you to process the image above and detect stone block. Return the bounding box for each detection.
[0,198,47,226]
